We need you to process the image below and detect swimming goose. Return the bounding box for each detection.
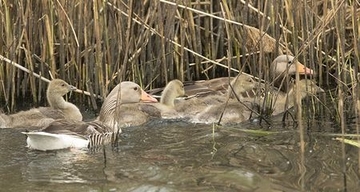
[98,81,159,128]
[175,74,257,120]
[160,79,186,107]
[147,79,187,118]
[47,79,82,121]
[23,119,117,151]
[0,79,80,128]
[265,79,324,116]
[240,78,324,118]
[182,75,256,124]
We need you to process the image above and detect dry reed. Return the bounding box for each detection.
[0,0,357,116]
[0,0,357,120]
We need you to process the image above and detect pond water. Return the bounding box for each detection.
[1,113,360,191]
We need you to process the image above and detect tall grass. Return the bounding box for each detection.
[0,0,358,115]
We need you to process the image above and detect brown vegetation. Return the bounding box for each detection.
[0,0,359,115]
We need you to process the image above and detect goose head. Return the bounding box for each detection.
[110,81,158,103]
[98,81,158,129]
[99,81,157,119]
[160,79,186,107]
[46,79,78,111]
[270,55,314,90]
[46,79,76,98]
[46,79,83,121]
[227,75,257,99]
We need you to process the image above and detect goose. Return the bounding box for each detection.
[175,74,257,119]
[0,79,81,128]
[159,79,186,107]
[47,79,82,121]
[187,74,256,124]
[269,55,313,92]
[265,79,325,116]
[146,79,187,118]
[169,74,256,122]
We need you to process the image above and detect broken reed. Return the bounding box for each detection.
[0,0,358,117]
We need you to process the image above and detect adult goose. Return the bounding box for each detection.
[0,79,81,128]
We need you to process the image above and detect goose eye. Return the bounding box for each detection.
[288,60,292,65]
[133,87,138,91]
[61,83,65,87]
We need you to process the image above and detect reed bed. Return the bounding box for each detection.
[0,0,358,128]
[1,0,359,139]
[0,2,358,112]
[0,0,357,110]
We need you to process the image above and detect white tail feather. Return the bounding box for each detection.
[22,132,89,151]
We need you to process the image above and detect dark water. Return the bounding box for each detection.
[1,116,360,192]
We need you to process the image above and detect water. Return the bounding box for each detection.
[0,117,360,191]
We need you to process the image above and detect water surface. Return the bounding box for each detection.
[0,118,359,191]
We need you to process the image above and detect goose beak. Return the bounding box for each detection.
[296,62,314,75]
[316,86,325,93]
[140,90,158,103]
[69,85,77,91]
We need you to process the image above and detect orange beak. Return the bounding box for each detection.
[140,90,158,103]
[296,62,314,75]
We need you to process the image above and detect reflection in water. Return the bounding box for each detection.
[25,150,92,183]
[0,118,360,191]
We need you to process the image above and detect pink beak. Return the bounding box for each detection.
[140,90,158,103]
[297,63,314,75]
